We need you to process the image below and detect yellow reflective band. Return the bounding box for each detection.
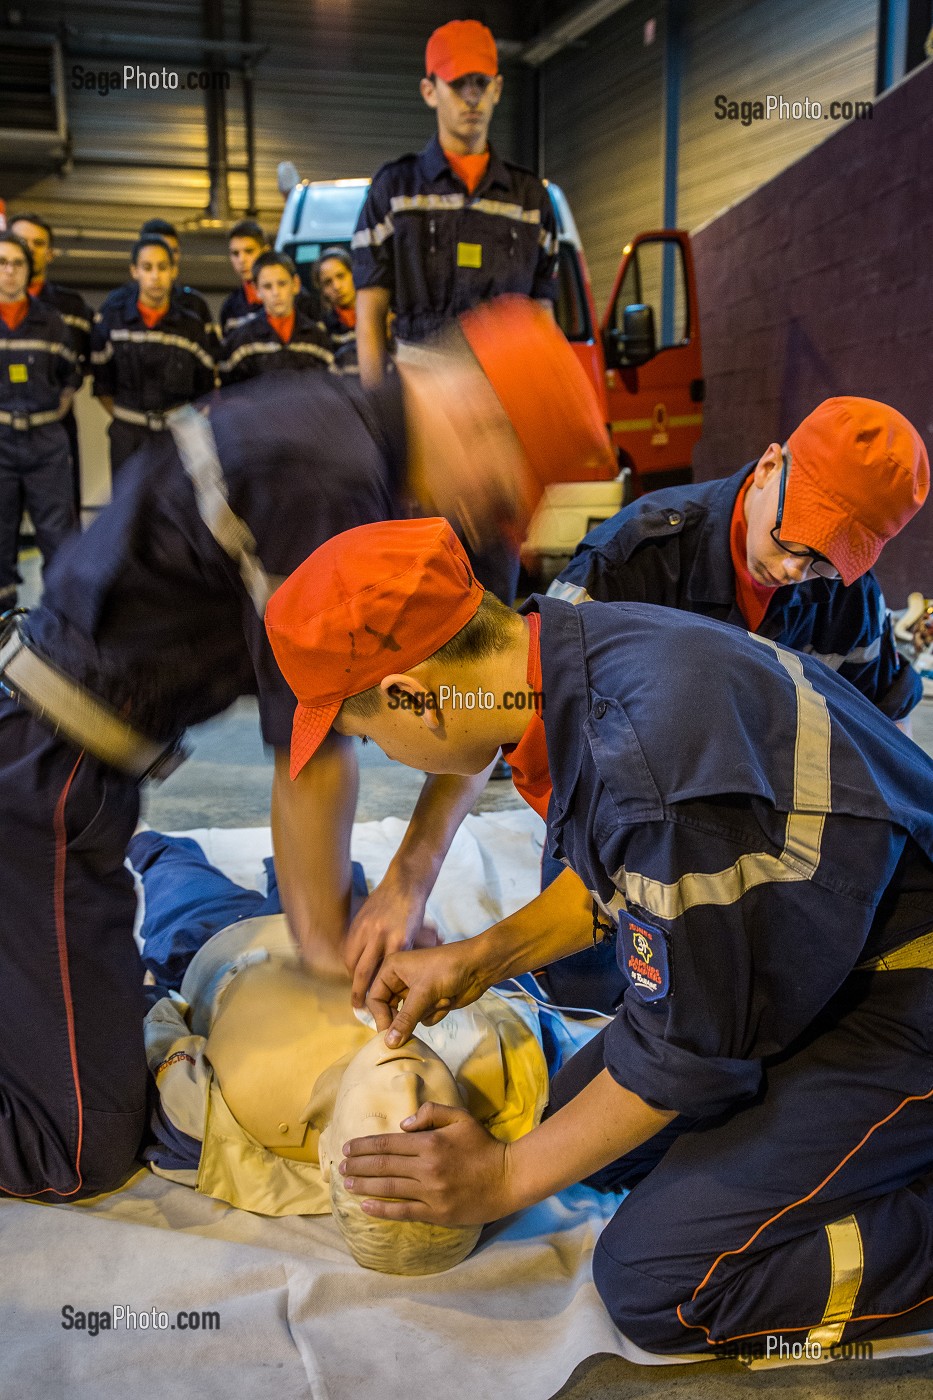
[807,1215,864,1349]
[614,632,832,919]
[609,413,703,434]
[857,928,933,972]
[457,242,483,268]
[668,413,703,427]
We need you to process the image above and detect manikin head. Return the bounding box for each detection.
[204,954,481,1272]
[742,398,928,588]
[312,1035,482,1274]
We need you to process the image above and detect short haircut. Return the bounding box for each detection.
[130,235,175,266]
[252,249,298,282]
[139,217,179,243]
[228,218,266,245]
[340,590,517,721]
[0,232,34,283]
[10,212,53,243]
[329,1168,480,1276]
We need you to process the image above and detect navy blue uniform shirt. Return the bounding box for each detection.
[91,296,216,415]
[0,297,81,413]
[33,281,92,376]
[550,468,921,719]
[218,307,334,385]
[534,595,933,1120]
[352,135,559,344]
[25,374,408,746]
[322,306,358,373]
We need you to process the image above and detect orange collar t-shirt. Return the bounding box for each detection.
[503,611,552,822]
[335,305,356,329]
[244,280,262,306]
[137,301,168,329]
[0,297,30,332]
[443,148,490,195]
[268,311,295,344]
[28,277,45,297]
[730,473,778,632]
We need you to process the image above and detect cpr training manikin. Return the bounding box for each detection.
[144,913,552,1274]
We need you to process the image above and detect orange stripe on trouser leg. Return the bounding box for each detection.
[676,1084,933,1345]
[0,753,87,1198]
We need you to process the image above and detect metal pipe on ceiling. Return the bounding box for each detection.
[519,0,637,67]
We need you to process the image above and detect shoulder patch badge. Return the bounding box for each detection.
[619,912,671,1001]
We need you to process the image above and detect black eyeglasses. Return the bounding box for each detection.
[769,447,840,580]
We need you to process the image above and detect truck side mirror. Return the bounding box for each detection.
[604,303,657,369]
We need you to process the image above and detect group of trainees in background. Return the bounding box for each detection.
[0,212,362,606]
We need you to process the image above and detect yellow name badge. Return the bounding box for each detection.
[8,364,28,383]
[456,241,483,269]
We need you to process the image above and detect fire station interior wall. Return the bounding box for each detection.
[689,58,933,608]
[540,0,877,310]
[3,0,531,251]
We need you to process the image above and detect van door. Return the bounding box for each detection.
[600,231,703,492]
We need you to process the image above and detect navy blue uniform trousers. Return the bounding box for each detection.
[0,423,75,599]
[547,965,933,1354]
[0,703,147,1199]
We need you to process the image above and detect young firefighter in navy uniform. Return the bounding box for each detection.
[267,514,933,1360]
[100,218,218,354]
[10,213,92,518]
[91,234,216,474]
[0,232,81,606]
[316,247,359,373]
[219,250,333,386]
[0,296,614,1203]
[353,18,559,610]
[219,219,321,339]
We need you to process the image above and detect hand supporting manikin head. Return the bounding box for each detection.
[307,1035,482,1275]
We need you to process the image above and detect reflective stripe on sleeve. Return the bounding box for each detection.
[546,579,594,605]
[351,214,395,249]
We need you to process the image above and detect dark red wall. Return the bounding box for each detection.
[690,60,933,607]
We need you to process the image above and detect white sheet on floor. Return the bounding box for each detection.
[3,811,930,1395]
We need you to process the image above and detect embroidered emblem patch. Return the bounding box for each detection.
[619,912,671,1001]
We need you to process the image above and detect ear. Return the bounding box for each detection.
[420,76,439,109]
[290,274,301,295]
[752,443,782,489]
[490,74,504,106]
[380,672,442,731]
[129,264,140,281]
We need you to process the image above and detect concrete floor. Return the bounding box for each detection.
[18,549,933,1397]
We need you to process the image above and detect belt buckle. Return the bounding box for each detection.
[143,739,191,784]
[11,413,31,432]
[146,411,166,432]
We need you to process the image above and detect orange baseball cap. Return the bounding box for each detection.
[459,295,617,523]
[266,518,485,778]
[781,397,929,586]
[425,20,498,82]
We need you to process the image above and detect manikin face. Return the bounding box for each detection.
[318,257,355,310]
[256,264,299,318]
[421,72,502,151]
[131,245,174,308]
[319,1033,463,1180]
[229,235,264,283]
[0,241,30,301]
[10,220,51,280]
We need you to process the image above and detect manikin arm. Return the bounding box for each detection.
[344,760,496,1004]
[355,287,393,388]
[271,732,359,976]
